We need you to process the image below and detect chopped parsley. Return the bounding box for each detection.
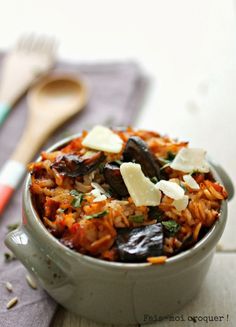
[129,215,144,223]
[58,208,66,213]
[180,183,187,192]
[166,151,176,161]
[70,190,80,197]
[159,151,176,170]
[99,162,105,173]
[114,160,123,166]
[70,190,83,208]
[162,220,180,236]
[150,176,158,184]
[107,187,114,197]
[84,210,108,220]
[148,207,164,222]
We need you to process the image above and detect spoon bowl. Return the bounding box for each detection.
[0,74,87,215]
[30,75,86,115]
[13,74,88,164]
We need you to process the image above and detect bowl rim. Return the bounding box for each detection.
[23,132,227,270]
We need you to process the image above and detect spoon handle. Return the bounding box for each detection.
[0,111,56,215]
[0,160,26,215]
[0,102,11,126]
[0,123,48,215]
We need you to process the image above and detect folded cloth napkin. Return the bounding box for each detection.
[0,56,148,327]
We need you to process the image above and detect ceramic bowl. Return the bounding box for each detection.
[5,134,234,325]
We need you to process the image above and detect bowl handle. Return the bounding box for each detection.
[5,226,68,287]
[209,159,234,201]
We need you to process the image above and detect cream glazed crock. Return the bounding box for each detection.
[5,134,234,325]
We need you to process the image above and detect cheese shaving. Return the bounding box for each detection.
[82,125,123,153]
[183,174,200,190]
[172,195,189,211]
[155,180,184,200]
[120,163,161,206]
[170,148,209,173]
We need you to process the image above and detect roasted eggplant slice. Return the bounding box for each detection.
[104,162,129,197]
[123,136,160,179]
[116,223,163,262]
[51,152,105,177]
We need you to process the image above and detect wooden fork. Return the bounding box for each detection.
[0,34,57,125]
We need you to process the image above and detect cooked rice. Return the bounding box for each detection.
[28,127,228,262]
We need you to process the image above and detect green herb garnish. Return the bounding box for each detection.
[148,207,164,222]
[180,183,187,192]
[162,220,180,236]
[70,190,83,208]
[158,152,176,170]
[99,162,105,173]
[129,215,144,223]
[150,176,158,184]
[107,188,114,197]
[114,160,123,166]
[70,190,80,197]
[7,223,19,232]
[71,196,83,208]
[166,151,176,161]
[84,210,108,220]
[58,208,66,213]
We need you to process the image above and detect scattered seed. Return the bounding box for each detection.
[5,282,13,292]
[4,252,16,262]
[7,297,18,309]
[26,274,37,289]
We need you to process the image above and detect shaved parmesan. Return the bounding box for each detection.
[173,195,189,211]
[170,148,209,173]
[120,163,161,206]
[82,125,123,153]
[183,174,200,190]
[155,180,184,200]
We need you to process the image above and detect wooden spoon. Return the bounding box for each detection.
[0,74,87,215]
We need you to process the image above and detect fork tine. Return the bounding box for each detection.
[16,35,29,51]
[33,36,47,52]
[30,35,45,53]
[46,38,58,56]
[18,34,35,52]
[37,36,57,56]
[51,38,59,53]
[40,37,51,53]
[16,34,58,56]
[41,36,55,53]
[44,38,58,57]
[26,34,37,52]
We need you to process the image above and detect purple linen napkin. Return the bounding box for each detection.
[0,56,148,327]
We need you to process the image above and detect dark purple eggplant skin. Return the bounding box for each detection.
[148,206,164,222]
[51,152,105,177]
[116,223,163,263]
[104,162,129,197]
[123,136,161,179]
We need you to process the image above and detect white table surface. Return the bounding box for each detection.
[0,0,235,326]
